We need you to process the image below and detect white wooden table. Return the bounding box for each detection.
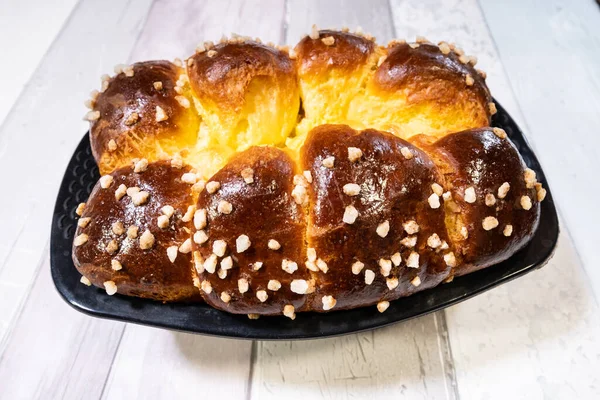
[1,0,599,398]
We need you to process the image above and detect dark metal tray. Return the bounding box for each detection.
[50,101,559,340]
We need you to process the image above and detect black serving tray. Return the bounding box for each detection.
[50,101,559,340]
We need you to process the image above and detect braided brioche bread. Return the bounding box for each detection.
[74,29,546,318]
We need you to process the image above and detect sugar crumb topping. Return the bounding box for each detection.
[104,281,118,295]
[343,183,361,197]
[376,220,390,238]
[379,258,392,277]
[139,229,155,249]
[283,305,296,320]
[365,269,375,285]
[343,205,359,224]
[167,246,178,263]
[238,278,249,293]
[80,276,92,286]
[428,193,441,209]
[352,260,365,275]
[212,240,227,257]
[521,195,532,210]
[322,295,336,310]
[155,106,168,122]
[322,156,335,168]
[236,234,251,253]
[406,252,420,269]
[482,216,499,231]
[348,147,363,162]
[497,182,510,199]
[377,301,390,313]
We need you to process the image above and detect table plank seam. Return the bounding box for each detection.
[246,340,258,400]
[99,325,128,400]
[435,311,460,400]
[384,0,397,38]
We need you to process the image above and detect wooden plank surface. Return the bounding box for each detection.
[0,0,78,127]
[251,313,457,400]
[0,257,125,399]
[130,0,286,62]
[446,232,600,399]
[479,0,600,297]
[284,0,395,45]
[101,327,252,400]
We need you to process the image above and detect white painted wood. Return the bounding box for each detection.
[0,257,125,399]
[252,313,456,400]
[284,0,395,46]
[250,3,456,400]
[389,1,600,398]
[130,0,286,62]
[102,327,252,400]
[0,0,154,344]
[479,0,600,298]
[0,0,78,127]
[446,231,600,399]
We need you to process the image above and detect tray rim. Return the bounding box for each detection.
[50,100,560,340]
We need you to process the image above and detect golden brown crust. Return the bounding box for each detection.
[193,146,310,314]
[188,41,296,112]
[425,128,541,274]
[72,160,201,301]
[344,41,493,140]
[90,61,200,175]
[295,30,377,75]
[185,40,300,157]
[301,125,452,310]
[374,42,490,106]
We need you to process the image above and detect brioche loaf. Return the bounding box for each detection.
[74,29,546,317]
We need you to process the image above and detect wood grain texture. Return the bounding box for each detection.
[446,231,600,399]
[0,0,78,127]
[102,327,252,400]
[285,0,395,46]
[130,0,286,62]
[251,313,457,400]
[250,2,457,399]
[0,257,125,399]
[0,0,154,346]
[389,0,600,398]
[479,0,600,299]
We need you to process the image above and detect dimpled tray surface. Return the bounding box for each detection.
[50,101,559,340]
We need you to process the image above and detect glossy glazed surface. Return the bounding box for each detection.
[194,147,310,314]
[301,125,451,310]
[72,160,200,301]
